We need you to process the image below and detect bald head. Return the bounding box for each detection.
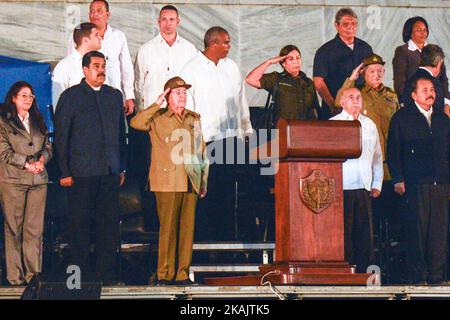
[340,88,362,119]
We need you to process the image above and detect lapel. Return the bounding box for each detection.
[7,116,32,141]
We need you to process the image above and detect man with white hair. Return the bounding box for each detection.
[330,87,383,273]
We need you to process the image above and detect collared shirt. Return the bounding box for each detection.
[134,33,198,110]
[415,102,433,126]
[419,67,450,106]
[313,34,373,111]
[18,113,30,134]
[335,78,400,180]
[52,50,85,110]
[330,110,383,191]
[407,39,427,52]
[68,25,135,100]
[180,52,253,143]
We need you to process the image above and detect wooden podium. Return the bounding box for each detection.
[205,119,377,286]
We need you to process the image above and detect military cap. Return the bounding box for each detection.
[164,76,192,91]
[363,53,385,66]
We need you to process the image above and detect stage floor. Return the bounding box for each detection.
[2,285,450,300]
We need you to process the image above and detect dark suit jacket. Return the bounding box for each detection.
[387,102,449,185]
[392,43,449,98]
[401,68,446,112]
[54,79,127,178]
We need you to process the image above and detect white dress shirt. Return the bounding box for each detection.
[180,52,253,143]
[68,25,135,100]
[134,33,198,110]
[416,102,433,127]
[18,113,30,134]
[330,110,383,192]
[408,39,427,52]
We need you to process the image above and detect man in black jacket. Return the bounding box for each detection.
[401,44,449,115]
[388,77,449,285]
[54,51,127,285]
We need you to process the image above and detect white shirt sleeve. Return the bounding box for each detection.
[239,81,253,135]
[371,127,384,191]
[52,62,68,112]
[134,46,147,109]
[118,32,135,100]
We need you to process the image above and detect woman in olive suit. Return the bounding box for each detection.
[0,81,52,285]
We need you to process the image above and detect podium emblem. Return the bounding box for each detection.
[300,170,335,213]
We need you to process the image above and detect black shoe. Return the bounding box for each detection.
[174,279,198,286]
[155,279,173,286]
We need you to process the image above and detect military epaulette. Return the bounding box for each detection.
[187,110,201,119]
[385,86,396,94]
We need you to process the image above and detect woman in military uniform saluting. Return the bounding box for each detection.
[246,45,319,126]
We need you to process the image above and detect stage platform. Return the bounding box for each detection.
[2,285,450,300]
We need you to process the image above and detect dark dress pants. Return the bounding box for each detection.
[344,189,374,273]
[67,174,120,283]
[402,183,448,284]
[196,137,240,241]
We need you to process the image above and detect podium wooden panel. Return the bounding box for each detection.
[205,120,379,286]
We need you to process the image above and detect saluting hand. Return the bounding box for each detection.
[349,63,365,81]
[156,88,171,106]
[267,55,287,65]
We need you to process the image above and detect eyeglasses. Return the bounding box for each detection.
[16,93,35,100]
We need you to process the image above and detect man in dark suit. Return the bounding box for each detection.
[54,51,127,285]
[388,77,449,285]
[401,44,449,115]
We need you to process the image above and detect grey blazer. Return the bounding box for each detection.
[0,114,52,185]
[393,43,449,99]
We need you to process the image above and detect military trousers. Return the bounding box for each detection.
[155,190,198,281]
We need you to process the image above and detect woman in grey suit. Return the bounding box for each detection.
[392,16,449,99]
[0,81,52,285]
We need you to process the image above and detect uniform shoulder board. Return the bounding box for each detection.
[188,110,201,119]
[385,86,396,94]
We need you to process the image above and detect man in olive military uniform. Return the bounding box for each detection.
[335,54,401,268]
[130,76,208,285]
[335,54,400,177]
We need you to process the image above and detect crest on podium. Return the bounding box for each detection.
[300,169,335,213]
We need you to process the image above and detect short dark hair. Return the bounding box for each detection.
[402,16,429,43]
[411,77,434,94]
[73,22,97,47]
[160,5,178,16]
[90,0,109,12]
[82,51,106,68]
[204,26,229,49]
[279,45,301,68]
[335,8,358,24]
[420,44,445,68]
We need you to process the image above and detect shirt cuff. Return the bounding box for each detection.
[124,88,136,101]
[444,98,450,106]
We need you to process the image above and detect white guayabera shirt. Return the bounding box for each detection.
[180,52,253,143]
[134,33,198,110]
[330,109,383,192]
